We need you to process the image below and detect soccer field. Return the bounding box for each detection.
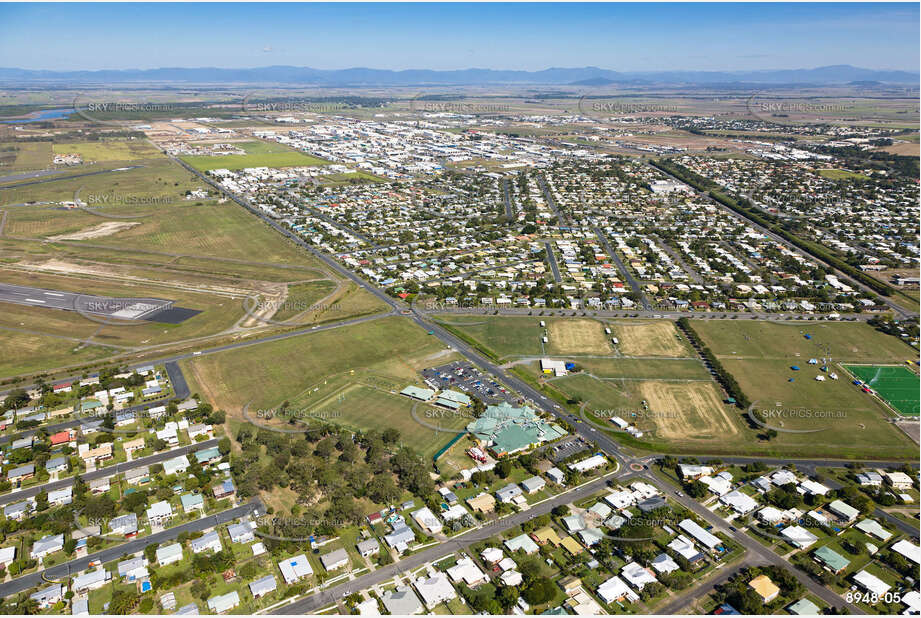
[842,364,921,416]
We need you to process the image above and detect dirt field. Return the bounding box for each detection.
[547,319,610,355]
[47,221,141,240]
[637,381,740,441]
[611,320,689,357]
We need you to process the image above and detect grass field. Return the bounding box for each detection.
[572,357,709,380]
[52,139,162,162]
[0,329,117,376]
[0,141,51,172]
[271,280,337,322]
[817,168,872,181]
[183,316,461,456]
[841,364,920,416]
[692,320,911,363]
[687,320,917,458]
[180,140,327,172]
[434,315,617,360]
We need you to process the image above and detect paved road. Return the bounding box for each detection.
[655,558,753,615]
[537,174,570,229]
[1,361,190,447]
[629,470,864,614]
[273,474,617,614]
[0,282,171,319]
[0,166,142,191]
[0,499,261,598]
[593,225,652,311]
[0,438,218,507]
[501,178,515,220]
[420,304,883,322]
[543,241,562,283]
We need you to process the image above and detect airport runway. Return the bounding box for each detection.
[0,282,197,323]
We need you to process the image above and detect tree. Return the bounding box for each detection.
[522,577,556,605]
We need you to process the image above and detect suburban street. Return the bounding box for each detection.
[0,500,261,598]
[0,438,219,507]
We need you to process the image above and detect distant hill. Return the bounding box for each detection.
[0,64,915,86]
[570,77,618,86]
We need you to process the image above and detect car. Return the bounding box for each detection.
[728,526,737,532]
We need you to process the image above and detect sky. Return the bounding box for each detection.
[0,3,917,72]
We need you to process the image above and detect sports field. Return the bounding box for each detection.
[183,316,463,457]
[180,140,327,171]
[842,364,920,416]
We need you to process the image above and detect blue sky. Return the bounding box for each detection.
[1,3,917,72]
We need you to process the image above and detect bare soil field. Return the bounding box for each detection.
[48,221,141,241]
[547,319,611,355]
[637,381,740,441]
[610,320,690,357]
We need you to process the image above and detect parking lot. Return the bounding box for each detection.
[422,361,519,406]
[546,437,590,463]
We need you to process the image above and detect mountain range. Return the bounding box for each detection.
[0,65,916,86]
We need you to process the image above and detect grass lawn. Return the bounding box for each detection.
[0,329,117,377]
[53,139,162,162]
[184,315,457,451]
[817,169,872,181]
[0,141,51,171]
[692,320,910,364]
[180,140,327,171]
[271,280,338,322]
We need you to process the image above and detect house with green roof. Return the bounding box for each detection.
[787,598,821,615]
[400,385,435,401]
[813,545,850,574]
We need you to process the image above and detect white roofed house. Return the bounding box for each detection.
[117,556,148,581]
[109,513,139,538]
[146,500,173,526]
[596,575,639,604]
[249,574,278,599]
[156,542,184,566]
[414,571,457,608]
[412,506,443,534]
[31,533,64,559]
[228,522,255,544]
[719,490,758,515]
[207,591,240,614]
[47,486,73,507]
[621,562,658,590]
[446,556,487,587]
[189,531,222,554]
[320,548,349,572]
[780,525,819,549]
[163,454,190,476]
[71,567,109,592]
[278,554,313,584]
